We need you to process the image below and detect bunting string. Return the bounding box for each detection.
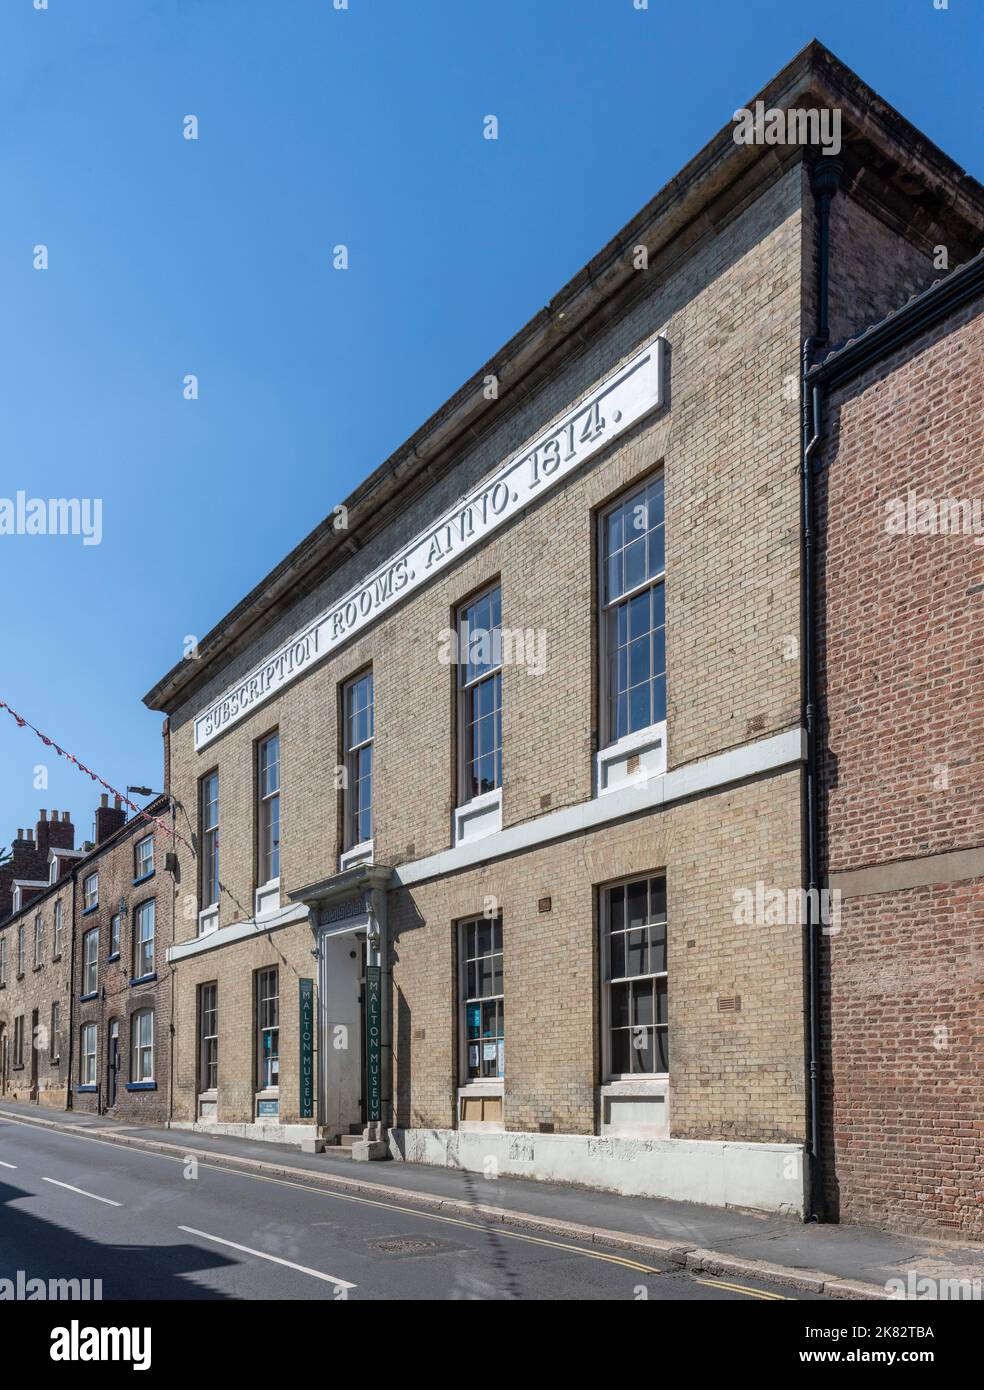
[0,697,191,852]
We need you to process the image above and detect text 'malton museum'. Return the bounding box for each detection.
[3,43,982,1239]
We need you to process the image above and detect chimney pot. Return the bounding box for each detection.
[39,809,47,821]
[16,829,23,839]
[61,811,69,822]
[52,809,58,820]
[114,795,121,810]
[100,793,108,808]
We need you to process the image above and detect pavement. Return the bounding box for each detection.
[2,1098,982,1300]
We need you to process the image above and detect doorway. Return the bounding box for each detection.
[317,927,365,1138]
[107,1018,120,1110]
[29,1009,39,1099]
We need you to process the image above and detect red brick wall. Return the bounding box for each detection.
[817,299,984,1238]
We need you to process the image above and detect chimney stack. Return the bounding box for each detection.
[37,805,74,858]
[95,793,126,845]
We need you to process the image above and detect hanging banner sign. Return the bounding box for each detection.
[365,964,382,1125]
[299,977,315,1120]
[194,336,667,749]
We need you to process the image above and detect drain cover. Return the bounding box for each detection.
[368,1236,448,1255]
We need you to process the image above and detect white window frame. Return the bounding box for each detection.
[33,914,44,968]
[134,834,154,880]
[133,900,155,979]
[80,1022,97,1086]
[131,1009,154,1083]
[83,927,98,995]
[50,1001,61,1063]
[53,899,64,958]
[457,586,503,802]
[16,924,25,976]
[83,872,99,912]
[255,967,279,1096]
[596,476,667,794]
[341,671,374,867]
[458,916,504,1085]
[0,934,6,986]
[109,912,121,958]
[199,770,220,934]
[199,982,218,1094]
[600,874,669,1084]
[255,731,282,916]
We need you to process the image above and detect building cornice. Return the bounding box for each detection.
[143,41,984,717]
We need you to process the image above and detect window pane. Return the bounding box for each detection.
[630,1027,654,1074]
[606,507,623,556]
[610,981,630,1029]
[629,682,649,733]
[629,636,650,687]
[626,928,647,977]
[623,537,646,592]
[650,921,667,975]
[652,581,665,630]
[477,954,494,998]
[615,691,628,740]
[610,1027,630,1075]
[648,524,665,578]
[655,980,668,1026]
[653,673,667,724]
[633,981,654,1027]
[626,879,648,929]
[628,590,649,640]
[609,930,625,979]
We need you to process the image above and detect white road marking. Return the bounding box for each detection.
[0,1160,16,1169]
[42,1177,121,1206]
[178,1225,356,1290]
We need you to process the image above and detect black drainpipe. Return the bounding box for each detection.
[802,155,842,1222]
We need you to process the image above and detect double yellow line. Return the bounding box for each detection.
[0,1111,790,1300]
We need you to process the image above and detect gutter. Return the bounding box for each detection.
[801,155,844,1222]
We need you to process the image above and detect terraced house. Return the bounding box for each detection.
[70,794,172,1125]
[143,44,984,1221]
[0,811,78,1108]
[0,794,172,1124]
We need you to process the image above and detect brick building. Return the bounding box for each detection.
[812,251,984,1239]
[0,793,173,1125]
[142,44,984,1218]
[0,811,78,1108]
[70,794,173,1125]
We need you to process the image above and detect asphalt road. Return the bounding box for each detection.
[0,1115,812,1301]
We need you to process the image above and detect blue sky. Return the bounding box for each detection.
[0,0,980,844]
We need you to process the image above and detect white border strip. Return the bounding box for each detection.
[394,727,806,886]
[168,728,805,964]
